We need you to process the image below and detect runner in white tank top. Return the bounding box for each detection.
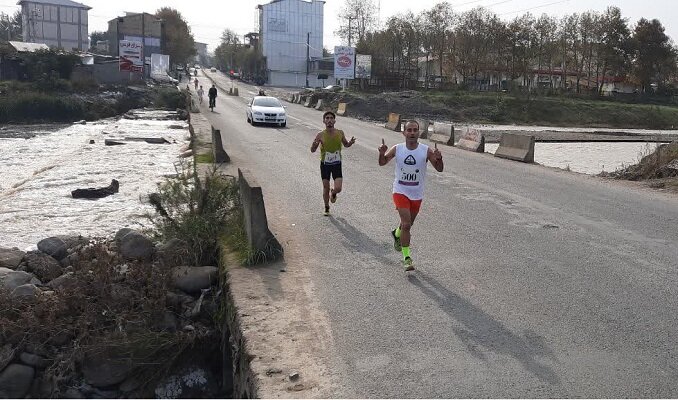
[378,120,444,271]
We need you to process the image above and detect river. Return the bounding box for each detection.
[0,111,190,250]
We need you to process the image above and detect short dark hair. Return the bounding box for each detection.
[404,120,419,130]
[323,111,336,120]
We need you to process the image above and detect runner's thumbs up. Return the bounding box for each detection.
[379,138,387,154]
[435,142,438,150]
[382,138,385,145]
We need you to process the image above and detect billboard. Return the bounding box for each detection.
[150,53,170,75]
[119,40,143,72]
[355,54,372,79]
[334,46,355,79]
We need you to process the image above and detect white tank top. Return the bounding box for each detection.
[393,143,428,200]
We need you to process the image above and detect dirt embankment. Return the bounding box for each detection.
[601,142,678,192]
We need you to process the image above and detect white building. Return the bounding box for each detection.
[18,0,91,51]
[258,0,329,87]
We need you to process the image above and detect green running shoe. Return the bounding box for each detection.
[391,229,402,252]
[403,257,415,271]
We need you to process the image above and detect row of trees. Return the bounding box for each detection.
[338,1,677,94]
[0,11,22,41]
[213,29,265,81]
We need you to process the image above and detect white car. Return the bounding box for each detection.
[246,96,287,127]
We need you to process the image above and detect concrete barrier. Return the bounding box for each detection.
[211,126,230,163]
[428,122,455,146]
[237,168,284,261]
[337,102,347,116]
[494,133,535,163]
[385,113,401,131]
[304,95,315,107]
[314,98,323,110]
[457,128,485,153]
[416,119,431,139]
[296,95,303,104]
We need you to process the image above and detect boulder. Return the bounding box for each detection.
[10,284,40,301]
[47,272,77,291]
[171,266,218,294]
[82,353,133,388]
[22,251,63,282]
[37,237,68,261]
[117,230,155,261]
[0,364,35,399]
[115,228,134,243]
[0,268,41,293]
[19,353,50,369]
[0,345,15,373]
[0,247,24,270]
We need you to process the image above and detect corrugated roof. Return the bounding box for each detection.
[16,0,91,10]
[9,41,50,52]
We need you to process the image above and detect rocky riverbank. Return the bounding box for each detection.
[0,229,227,398]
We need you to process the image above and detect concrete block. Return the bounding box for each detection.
[237,169,284,262]
[211,126,230,163]
[429,122,455,146]
[385,113,401,131]
[457,128,485,152]
[416,119,430,139]
[314,98,323,110]
[494,133,535,163]
[296,95,303,104]
[304,95,315,107]
[337,102,347,116]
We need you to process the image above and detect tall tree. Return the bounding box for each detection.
[425,2,455,78]
[214,29,241,71]
[631,18,677,92]
[155,7,196,66]
[0,10,22,41]
[596,6,632,94]
[336,0,378,46]
[89,30,107,52]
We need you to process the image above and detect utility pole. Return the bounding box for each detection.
[305,31,310,88]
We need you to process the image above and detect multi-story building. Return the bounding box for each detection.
[107,12,163,62]
[194,41,208,66]
[18,0,91,51]
[258,0,329,87]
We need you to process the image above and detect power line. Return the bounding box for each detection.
[499,0,570,16]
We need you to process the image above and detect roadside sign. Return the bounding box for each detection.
[334,46,355,79]
[119,40,143,72]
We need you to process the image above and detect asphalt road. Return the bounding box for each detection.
[199,71,678,398]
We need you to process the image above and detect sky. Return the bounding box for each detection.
[0,0,677,53]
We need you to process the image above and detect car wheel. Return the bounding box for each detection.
[247,115,251,123]
[280,122,286,128]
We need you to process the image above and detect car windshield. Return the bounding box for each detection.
[253,98,282,107]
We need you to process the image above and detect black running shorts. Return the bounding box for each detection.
[320,162,342,181]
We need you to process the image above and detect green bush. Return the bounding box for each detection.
[154,88,186,109]
[0,93,85,123]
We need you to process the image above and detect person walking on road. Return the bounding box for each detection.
[208,84,217,111]
[310,111,356,216]
[194,77,199,90]
[197,85,204,104]
[378,120,443,271]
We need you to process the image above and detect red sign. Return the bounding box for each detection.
[337,56,352,68]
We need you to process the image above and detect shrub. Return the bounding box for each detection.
[0,92,85,123]
[154,88,186,109]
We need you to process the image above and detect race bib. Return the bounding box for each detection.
[324,151,341,165]
[398,167,420,186]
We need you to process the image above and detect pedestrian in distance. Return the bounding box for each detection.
[194,77,199,90]
[208,84,217,111]
[197,85,204,104]
[378,120,443,271]
[310,111,356,216]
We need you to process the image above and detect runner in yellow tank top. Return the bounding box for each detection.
[310,111,356,216]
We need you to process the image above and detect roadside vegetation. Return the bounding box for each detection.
[602,142,678,192]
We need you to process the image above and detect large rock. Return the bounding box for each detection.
[22,251,63,282]
[117,230,155,261]
[19,352,50,369]
[47,272,77,291]
[82,353,133,388]
[0,364,35,398]
[37,237,68,261]
[10,284,40,301]
[0,247,25,270]
[0,268,41,293]
[171,266,218,294]
[0,345,15,373]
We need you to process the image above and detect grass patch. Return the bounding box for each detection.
[195,152,215,164]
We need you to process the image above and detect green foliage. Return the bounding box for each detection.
[17,50,81,81]
[147,162,240,266]
[154,87,186,109]
[0,93,84,123]
[155,7,196,66]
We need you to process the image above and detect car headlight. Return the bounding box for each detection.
[253,111,263,116]
[279,113,285,117]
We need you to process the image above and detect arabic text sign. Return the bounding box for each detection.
[119,40,143,72]
[334,46,355,79]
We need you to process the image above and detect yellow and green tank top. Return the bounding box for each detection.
[319,129,344,165]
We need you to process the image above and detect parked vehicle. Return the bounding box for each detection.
[246,96,286,127]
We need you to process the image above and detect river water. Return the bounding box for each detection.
[0,111,190,250]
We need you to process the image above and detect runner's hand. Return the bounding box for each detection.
[432,143,442,161]
[349,136,356,145]
[378,138,387,155]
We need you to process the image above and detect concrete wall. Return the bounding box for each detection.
[71,62,143,84]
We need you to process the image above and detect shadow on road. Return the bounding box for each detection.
[408,272,560,385]
[329,216,394,265]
